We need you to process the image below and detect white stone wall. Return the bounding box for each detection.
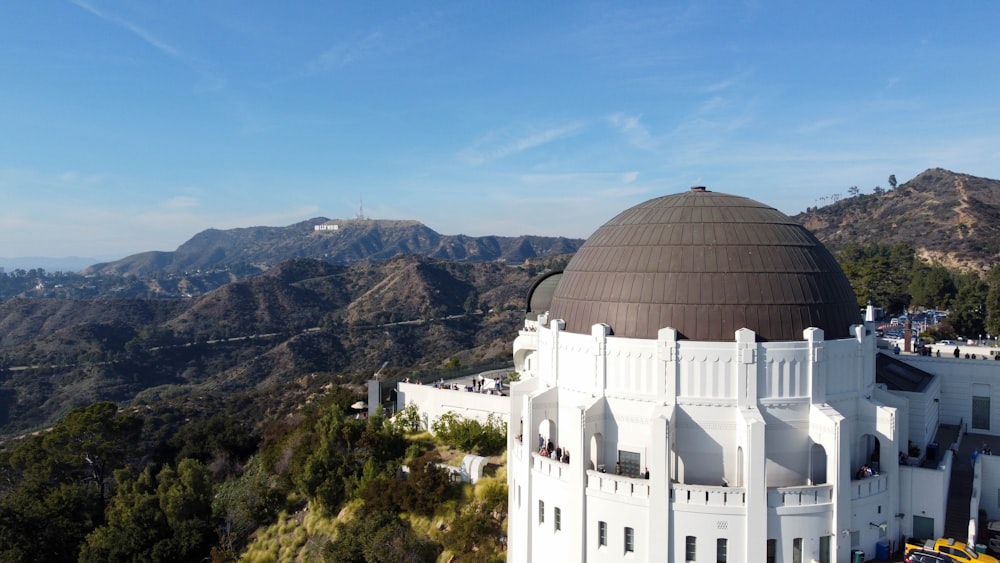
[503,315,911,562]
[980,455,1000,522]
[395,382,509,432]
[898,455,951,541]
[899,353,1000,434]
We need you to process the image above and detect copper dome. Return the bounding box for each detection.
[546,188,860,341]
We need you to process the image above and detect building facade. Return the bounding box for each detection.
[507,188,904,562]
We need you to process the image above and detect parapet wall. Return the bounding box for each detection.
[396,382,510,432]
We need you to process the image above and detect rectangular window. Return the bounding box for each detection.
[819,535,831,563]
[538,500,544,524]
[625,527,635,553]
[618,449,641,477]
[554,507,561,531]
[686,535,696,562]
[717,538,727,563]
[766,539,776,563]
[598,521,607,546]
[793,537,802,563]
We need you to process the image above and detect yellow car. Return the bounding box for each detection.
[904,538,998,563]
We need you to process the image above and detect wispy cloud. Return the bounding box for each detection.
[70,0,180,59]
[608,113,656,150]
[797,118,842,134]
[519,171,641,186]
[0,168,106,194]
[304,30,386,75]
[705,68,754,93]
[160,196,199,211]
[299,12,440,77]
[459,122,586,166]
[57,170,105,186]
[696,95,730,116]
[70,1,227,94]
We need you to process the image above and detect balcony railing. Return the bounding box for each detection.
[767,483,834,507]
[532,452,570,481]
[586,471,650,498]
[850,473,889,500]
[670,483,746,507]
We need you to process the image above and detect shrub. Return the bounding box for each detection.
[390,403,423,434]
[431,412,507,456]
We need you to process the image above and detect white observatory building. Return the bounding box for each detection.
[507,188,904,562]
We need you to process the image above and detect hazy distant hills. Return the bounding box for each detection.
[0,255,541,438]
[84,218,583,277]
[6,167,1000,438]
[11,169,1000,277]
[794,168,1000,272]
[0,256,104,273]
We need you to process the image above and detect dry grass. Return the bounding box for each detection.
[240,501,344,563]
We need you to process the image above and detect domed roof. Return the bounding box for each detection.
[547,188,860,341]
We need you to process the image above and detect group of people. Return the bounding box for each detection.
[608,461,650,479]
[429,378,463,390]
[472,375,503,393]
[895,345,1000,359]
[855,464,875,479]
[538,435,570,463]
[404,375,506,393]
[972,442,994,466]
[953,347,1000,360]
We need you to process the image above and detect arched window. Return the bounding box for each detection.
[590,432,604,471]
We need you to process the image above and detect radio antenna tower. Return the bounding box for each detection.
[357,196,367,220]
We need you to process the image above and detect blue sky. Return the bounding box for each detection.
[2,2,999,259]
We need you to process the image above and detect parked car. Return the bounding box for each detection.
[905,537,998,563]
[905,548,960,562]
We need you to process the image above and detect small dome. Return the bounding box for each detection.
[547,189,859,341]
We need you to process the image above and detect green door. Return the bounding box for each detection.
[973,395,991,431]
[913,515,934,541]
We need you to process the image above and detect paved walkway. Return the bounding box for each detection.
[942,425,972,541]
[945,430,1000,543]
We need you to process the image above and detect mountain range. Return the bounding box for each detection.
[0,256,107,273]
[7,167,998,277]
[4,167,1000,440]
[0,255,548,439]
[84,218,583,277]
[794,168,1000,272]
